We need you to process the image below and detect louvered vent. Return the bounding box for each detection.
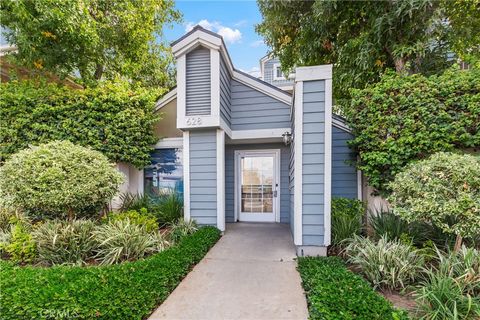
[186,47,211,115]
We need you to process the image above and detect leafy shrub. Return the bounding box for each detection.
[32,220,96,266]
[369,209,411,242]
[331,197,364,245]
[93,219,166,265]
[297,256,408,320]
[0,227,221,320]
[103,208,159,232]
[169,218,198,243]
[0,141,124,219]
[119,193,154,212]
[157,193,183,224]
[389,152,480,250]
[344,235,424,290]
[0,208,13,231]
[0,220,36,264]
[346,67,480,193]
[0,80,161,167]
[415,247,480,320]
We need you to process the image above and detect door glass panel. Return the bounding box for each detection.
[241,156,274,213]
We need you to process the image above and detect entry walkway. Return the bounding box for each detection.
[149,223,309,320]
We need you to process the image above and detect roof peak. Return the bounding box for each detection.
[170,25,223,47]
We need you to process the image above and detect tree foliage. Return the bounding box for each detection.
[388,152,480,245]
[345,67,479,193]
[256,0,480,108]
[0,79,162,168]
[0,141,124,219]
[0,0,181,87]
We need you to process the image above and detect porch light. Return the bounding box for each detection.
[282,131,292,146]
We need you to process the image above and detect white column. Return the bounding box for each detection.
[216,129,225,232]
[183,131,190,221]
[293,81,303,246]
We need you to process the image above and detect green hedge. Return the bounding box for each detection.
[346,66,480,193]
[297,256,409,320]
[0,226,221,320]
[0,80,162,168]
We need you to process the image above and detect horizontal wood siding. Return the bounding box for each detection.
[225,143,290,223]
[332,126,357,199]
[220,56,231,127]
[302,80,325,245]
[189,130,217,225]
[230,80,290,130]
[186,47,211,116]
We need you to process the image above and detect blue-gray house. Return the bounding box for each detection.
[123,26,360,256]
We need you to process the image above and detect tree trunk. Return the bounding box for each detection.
[394,57,406,73]
[454,234,463,252]
[94,63,104,80]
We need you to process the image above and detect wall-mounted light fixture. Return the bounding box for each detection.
[282,131,292,146]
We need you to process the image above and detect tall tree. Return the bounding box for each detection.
[256,0,480,109]
[0,0,181,87]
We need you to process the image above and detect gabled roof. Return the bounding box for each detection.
[170,25,292,105]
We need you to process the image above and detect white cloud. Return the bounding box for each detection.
[250,40,265,48]
[185,19,242,44]
[242,66,261,78]
[234,20,248,27]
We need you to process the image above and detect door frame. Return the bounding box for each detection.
[234,149,281,223]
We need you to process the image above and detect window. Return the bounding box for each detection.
[273,63,284,80]
[144,148,183,198]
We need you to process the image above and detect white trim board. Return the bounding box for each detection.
[232,70,291,105]
[332,117,352,133]
[323,78,333,247]
[183,131,191,222]
[176,55,186,129]
[295,65,332,81]
[154,137,183,149]
[293,81,303,246]
[155,88,177,111]
[216,129,226,232]
[230,128,291,140]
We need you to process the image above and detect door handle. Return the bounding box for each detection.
[273,190,278,197]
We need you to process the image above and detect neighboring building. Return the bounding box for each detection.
[259,54,294,92]
[120,26,359,256]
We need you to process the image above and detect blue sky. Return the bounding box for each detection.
[163,0,268,77]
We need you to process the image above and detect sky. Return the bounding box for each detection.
[163,0,269,77]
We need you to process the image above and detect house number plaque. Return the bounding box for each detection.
[186,117,202,126]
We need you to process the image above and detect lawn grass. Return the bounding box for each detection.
[0,226,221,320]
[297,256,409,320]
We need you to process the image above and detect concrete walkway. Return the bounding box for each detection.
[149,223,308,320]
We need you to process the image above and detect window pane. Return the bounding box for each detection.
[240,155,274,214]
[144,148,183,198]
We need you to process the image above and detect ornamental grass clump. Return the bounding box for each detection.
[0,141,124,220]
[93,219,168,265]
[344,235,424,290]
[169,218,198,243]
[414,247,480,319]
[32,219,97,266]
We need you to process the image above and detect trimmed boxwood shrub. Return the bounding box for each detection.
[0,140,124,219]
[297,256,409,320]
[0,226,221,320]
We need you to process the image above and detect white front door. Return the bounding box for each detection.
[235,150,280,222]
